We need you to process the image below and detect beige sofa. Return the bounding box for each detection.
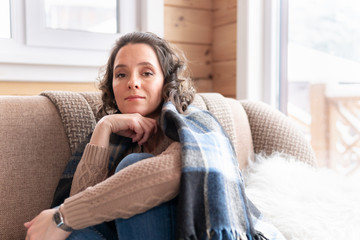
[0,91,315,239]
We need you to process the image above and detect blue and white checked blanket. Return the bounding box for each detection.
[161,102,285,240]
[51,101,285,240]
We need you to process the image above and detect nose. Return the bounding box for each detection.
[127,75,141,89]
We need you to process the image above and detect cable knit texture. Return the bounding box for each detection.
[69,144,109,196]
[61,142,181,229]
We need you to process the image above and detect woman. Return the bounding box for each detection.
[24,32,195,240]
[24,32,276,240]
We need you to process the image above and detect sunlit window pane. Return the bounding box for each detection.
[44,0,118,34]
[288,0,360,175]
[0,0,11,38]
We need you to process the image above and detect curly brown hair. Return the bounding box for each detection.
[97,32,196,116]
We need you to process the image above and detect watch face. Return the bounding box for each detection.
[53,210,73,232]
[53,211,63,227]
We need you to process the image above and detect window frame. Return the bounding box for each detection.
[236,0,287,111]
[0,0,164,82]
[0,0,11,39]
[25,0,133,51]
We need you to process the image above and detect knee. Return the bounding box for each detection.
[115,153,154,173]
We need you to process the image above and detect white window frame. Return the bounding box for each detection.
[278,0,288,114]
[0,0,11,38]
[0,0,164,82]
[25,0,135,51]
[236,0,287,111]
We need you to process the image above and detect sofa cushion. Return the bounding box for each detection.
[0,96,71,240]
[41,91,97,154]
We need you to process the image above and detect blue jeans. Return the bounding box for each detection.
[67,153,177,240]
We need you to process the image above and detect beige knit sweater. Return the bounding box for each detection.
[59,98,254,230]
[60,136,181,230]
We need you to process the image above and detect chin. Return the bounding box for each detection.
[121,105,158,117]
[125,109,148,116]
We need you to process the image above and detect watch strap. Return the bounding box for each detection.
[53,209,74,232]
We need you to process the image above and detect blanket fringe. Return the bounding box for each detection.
[253,231,270,240]
[183,230,269,240]
[204,228,265,240]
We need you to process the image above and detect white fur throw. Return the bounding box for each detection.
[244,154,360,240]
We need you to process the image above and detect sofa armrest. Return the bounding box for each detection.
[0,96,71,240]
[240,100,317,166]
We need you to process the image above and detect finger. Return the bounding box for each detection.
[132,129,145,144]
[146,117,158,133]
[126,115,157,144]
[24,217,36,229]
[137,119,153,144]
[141,117,158,134]
[24,222,32,229]
[129,119,146,143]
[132,122,153,145]
[137,118,158,145]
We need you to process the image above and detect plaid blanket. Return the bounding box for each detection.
[51,101,284,240]
[162,102,269,240]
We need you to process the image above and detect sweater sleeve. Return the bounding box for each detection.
[60,142,182,230]
[70,144,110,196]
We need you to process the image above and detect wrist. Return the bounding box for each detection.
[90,117,112,147]
[53,205,73,232]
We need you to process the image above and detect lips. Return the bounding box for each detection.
[124,95,145,101]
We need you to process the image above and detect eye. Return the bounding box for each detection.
[143,71,154,77]
[116,73,126,78]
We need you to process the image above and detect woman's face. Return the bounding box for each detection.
[112,43,165,117]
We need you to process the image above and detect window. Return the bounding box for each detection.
[44,0,118,34]
[237,0,360,175]
[0,0,11,38]
[0,0,163,82]
[287,0,360,175]
[25,0,138,50]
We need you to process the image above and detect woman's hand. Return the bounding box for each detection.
[90,113,158,148]
[24,209,71,240]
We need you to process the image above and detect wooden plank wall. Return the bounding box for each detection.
[212,0,237,98]
[164,0,213,93]
[0,82,99,96]
[164,0,237,97]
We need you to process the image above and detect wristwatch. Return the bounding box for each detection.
[53,208,73,232]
